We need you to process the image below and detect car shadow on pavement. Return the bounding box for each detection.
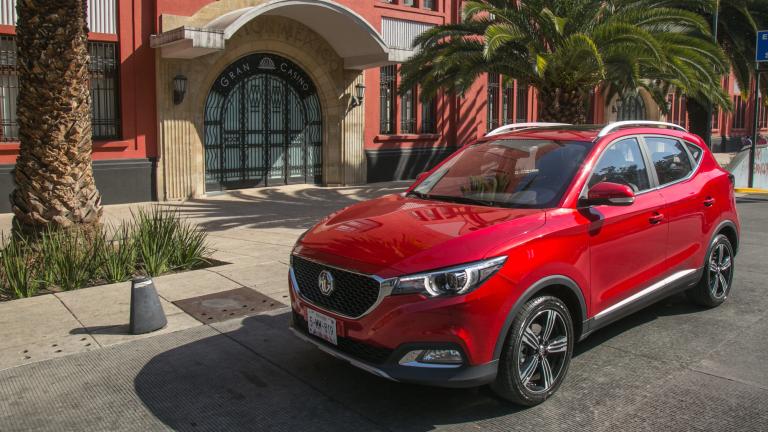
[132,291,706,432]
[133,311,524,432]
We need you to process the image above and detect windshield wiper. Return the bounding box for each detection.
[407,190,428,199]
[408,192,496,207]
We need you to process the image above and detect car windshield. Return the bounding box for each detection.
[411,139,592,208]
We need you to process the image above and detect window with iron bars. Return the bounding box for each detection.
[669,93,687,128]
[732,95,747,129]
[487,74,500,130]
[421,96,436,133]
[401,86,416,134]
[423,0,435,10]
[380,65,396,134]
[502,80,514,125]
[516,83,529,123]
[759,97,768,130]
[0,36,18,142]
[0,37,121,142]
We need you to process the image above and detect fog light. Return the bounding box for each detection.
[399,349,463,367]
[421,349,462,363]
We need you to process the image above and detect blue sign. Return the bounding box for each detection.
[758,30,768,62]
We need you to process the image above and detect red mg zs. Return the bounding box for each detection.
[288,122,739,406]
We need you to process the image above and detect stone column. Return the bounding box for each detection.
[340,71,367,185]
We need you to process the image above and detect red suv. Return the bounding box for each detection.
[288,122,739,406]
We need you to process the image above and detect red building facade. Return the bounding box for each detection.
[0,0,764,210]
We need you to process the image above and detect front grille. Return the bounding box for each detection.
[292,311,393,364]
[291,255,381,317]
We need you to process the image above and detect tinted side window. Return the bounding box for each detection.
[589,138,650,192]
[646,137,693,185]
[686,143,703,162]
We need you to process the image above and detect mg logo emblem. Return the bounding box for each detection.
[318,270,335,296]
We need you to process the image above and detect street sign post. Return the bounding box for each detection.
[750,31,768,187]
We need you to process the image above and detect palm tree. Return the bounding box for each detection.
[12,0,102,235]
[400,0,731,124]
[637,0,768,141]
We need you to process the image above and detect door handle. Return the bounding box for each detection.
[649,213,665,224]
[704,197,715,207]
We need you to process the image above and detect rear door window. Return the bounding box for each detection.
[589,138,651,192]
[645,137,693,185]
[686,143,703,162]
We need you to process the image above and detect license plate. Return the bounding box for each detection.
[307,309,337,345]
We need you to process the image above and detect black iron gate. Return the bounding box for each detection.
[616,93,647,121]
[204,54,322,191]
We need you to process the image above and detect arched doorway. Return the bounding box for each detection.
[204,53,322,191]
[616,93,647,121]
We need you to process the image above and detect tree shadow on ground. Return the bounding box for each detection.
[157,182,410,233]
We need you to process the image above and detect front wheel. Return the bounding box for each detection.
[491,296,574,406]
[686,234,734,308]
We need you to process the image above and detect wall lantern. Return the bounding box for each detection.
[173,75,188,105]
[350,83,366,109]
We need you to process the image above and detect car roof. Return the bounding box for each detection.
[480,124,703,146]
[481,125,603,142]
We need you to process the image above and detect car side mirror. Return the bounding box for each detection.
[585,182,635,206]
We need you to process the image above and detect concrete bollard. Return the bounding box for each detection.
[129,277,167,335]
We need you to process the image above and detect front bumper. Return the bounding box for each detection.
[289,312,498,388]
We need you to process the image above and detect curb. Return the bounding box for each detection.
[734,188,768,194]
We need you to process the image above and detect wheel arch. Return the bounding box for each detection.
[493,275,588,360]
[714,220,739,255]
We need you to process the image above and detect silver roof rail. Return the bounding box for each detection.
[486,122,571,136]
[597,121,687,137]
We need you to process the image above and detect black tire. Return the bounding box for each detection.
[491,296,574,406]
[686,234,734,308]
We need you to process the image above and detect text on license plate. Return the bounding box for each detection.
[307,309,337,345]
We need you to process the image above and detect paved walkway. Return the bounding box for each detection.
[1,187,767,431]
[0,182,408,371]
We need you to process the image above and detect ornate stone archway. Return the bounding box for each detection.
[152,1,390,200]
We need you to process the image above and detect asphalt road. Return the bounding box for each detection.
[2,198,768,431]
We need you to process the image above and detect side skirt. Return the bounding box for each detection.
[580,267,703,339]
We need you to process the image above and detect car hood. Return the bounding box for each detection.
[293,194,546,278]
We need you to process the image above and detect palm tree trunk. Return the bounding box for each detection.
[686,99,711,147]
[11,0,103,234]
[538,87,588,124]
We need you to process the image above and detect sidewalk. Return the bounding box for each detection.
[0,182,408,371]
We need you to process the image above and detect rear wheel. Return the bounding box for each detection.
[491,296,574,406]
[686,234,734,308]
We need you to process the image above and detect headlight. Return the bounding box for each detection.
[392,256,507,297]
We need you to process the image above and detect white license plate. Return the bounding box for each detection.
[307,309,337,345]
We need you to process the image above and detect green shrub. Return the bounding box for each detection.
[0,234,37,298]
[39,229,100,291]
[170,219,211,271]
[132,207,176,276]
[0,206,211,300]
[132,207,210,276]
[96,223,137,283]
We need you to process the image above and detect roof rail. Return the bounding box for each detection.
[486,122,571,137]
[597,121,687,137]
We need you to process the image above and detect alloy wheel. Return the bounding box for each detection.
[517,309,569,393]
[709,243,733,299]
